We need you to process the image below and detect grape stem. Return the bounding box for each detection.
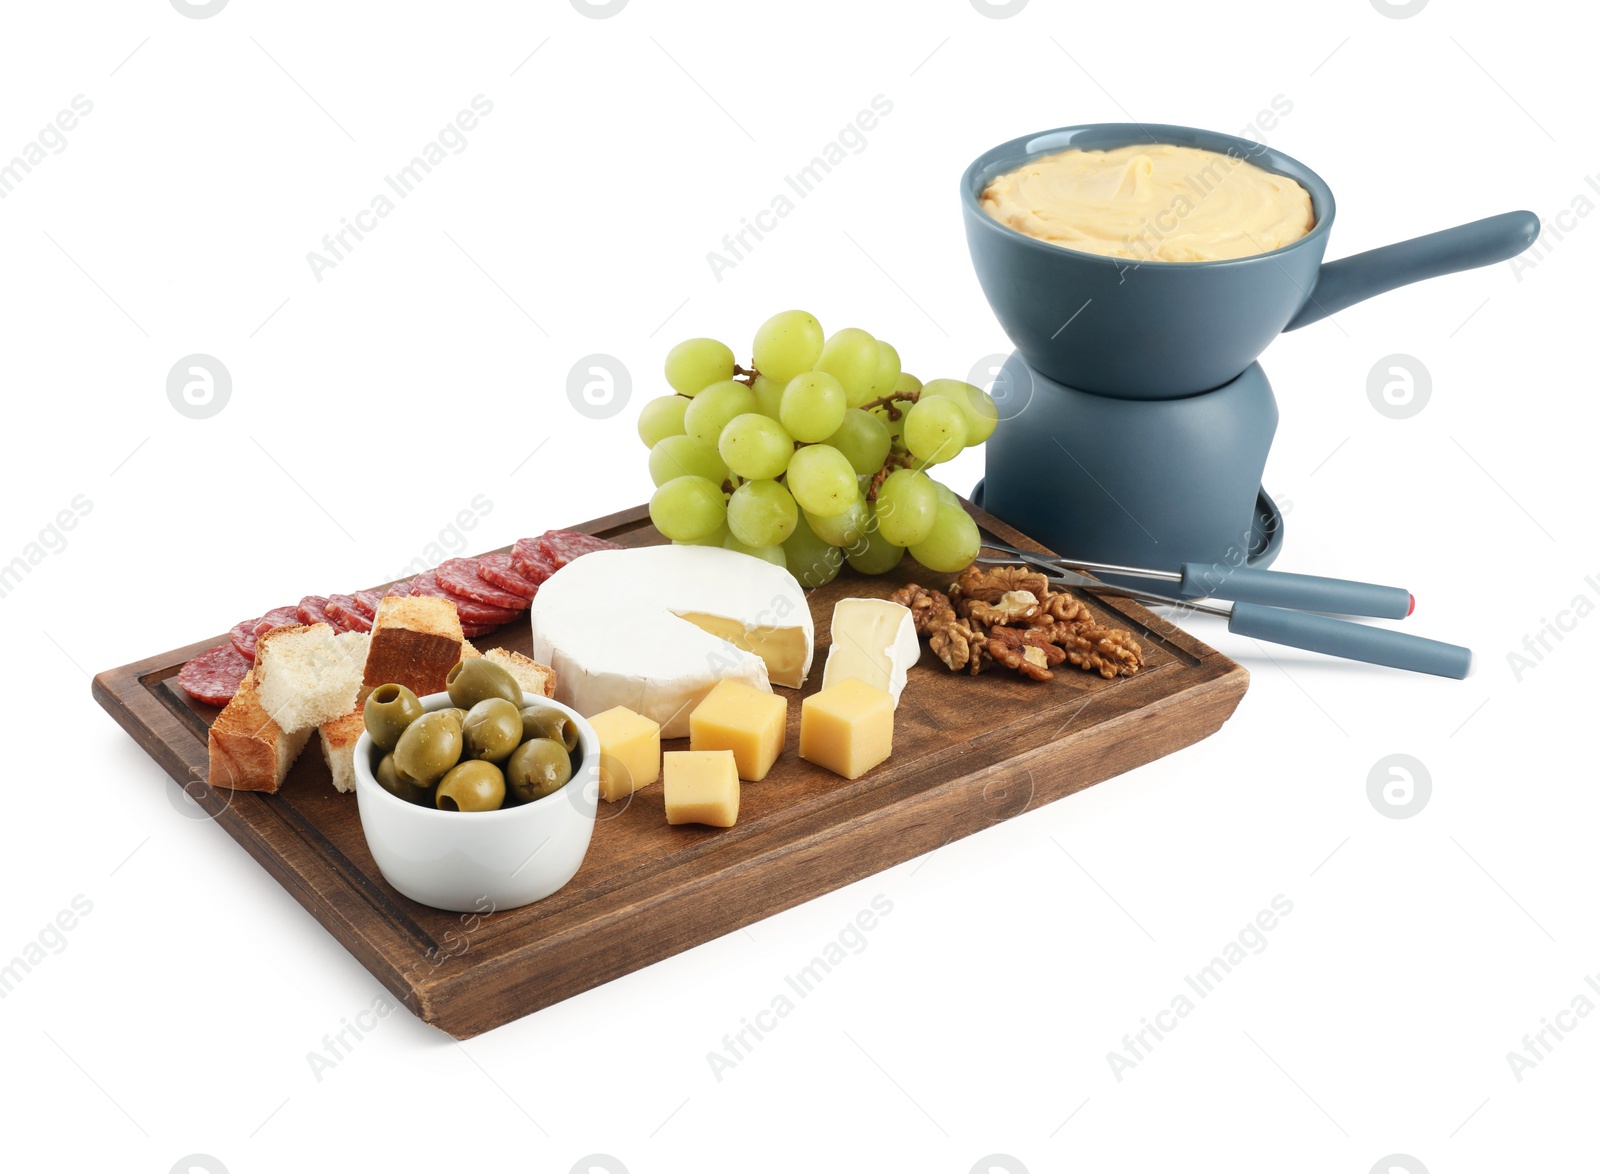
[865,451,917,501]
[859,388,921,421]
[733,363,758,384]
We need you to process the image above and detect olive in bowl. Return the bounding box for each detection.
[437,760,507,812]
[506,737,573,803]
[352,691,600,913]
[462,698,523,764]
[393,711,464,785]
[522,706,579,753]
[365,683,425,752]
[446,659,523,711]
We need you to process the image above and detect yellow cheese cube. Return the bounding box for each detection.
[689,679,787,782]
[663,750,740,827]
[799,677,894,781]
[588,706,661,803]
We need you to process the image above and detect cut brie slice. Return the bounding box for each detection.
[529,545,814,738]
[821,597,921,707]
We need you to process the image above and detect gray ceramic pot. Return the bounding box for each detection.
[961,123,1540,398]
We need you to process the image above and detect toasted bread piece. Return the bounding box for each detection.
[363,595,463,698]
[208,668,312,792]
[321,635,482,795]
[319,709,366,794]
[484,647,557,701]
[255,623,366,735]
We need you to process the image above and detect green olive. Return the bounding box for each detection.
[364,683,424,752]
[446,658,524,711]
[462,698,522,763]
[521,706,579,752]
[436,707,469,730]
[392,710,464,784]
[436,760,506,812]
[505,737,572,804]
[375,751,434,805]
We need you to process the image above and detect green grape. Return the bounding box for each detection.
[718,412,793,481]
[675,522,730,547]
[824,408,892,476]
[844,515,904,575]
[892,372,922,394]
[805,495,868,547]
[781,512,843,589]
[920,379,998,446]
[650,475,727,542]
[815,328,879,408]
[726,479,798,546]
[637,395,690,448]
[785,444,858,517]
[875,469,939,546]
[902,396,969,465]
[778,371,847,443]
[684,379,757,446]
[723,532,787,568]
[664,338,736,396]
[649,435,728,487]
[909,503,981,573]
[751,374,787,419]
[752,310,824,383]
[868,340,901,397]
[932,479,961,508]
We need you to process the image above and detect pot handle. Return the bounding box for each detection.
[1284,210,1540,331]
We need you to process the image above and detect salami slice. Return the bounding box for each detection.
[230,606,300,661]
[537,529,621,568]
[353,588,393,619]
[177,643,251,707]
[511,537,559,584]
[409,570,524,626]
[297,595,333,626]
[477,552,541,600]
[436,557,530,611]
[325,595,372,633]
[459,621,502,639]
[230,617,260,661]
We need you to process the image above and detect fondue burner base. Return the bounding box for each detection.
[969,481,1285,572]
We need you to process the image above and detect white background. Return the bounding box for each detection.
[2,0,1594,1170]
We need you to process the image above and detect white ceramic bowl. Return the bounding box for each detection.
[353,691,599,913]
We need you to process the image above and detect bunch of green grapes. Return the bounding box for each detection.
[640,310,998,588]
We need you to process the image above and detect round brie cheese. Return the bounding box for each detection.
[529,545,814,738]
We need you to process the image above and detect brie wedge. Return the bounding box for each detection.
[529,545,814,738]
[821,597,921,707]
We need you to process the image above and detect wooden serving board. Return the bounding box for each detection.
[93,502,1248,1038]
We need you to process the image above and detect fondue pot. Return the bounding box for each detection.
[961,122,1540,398]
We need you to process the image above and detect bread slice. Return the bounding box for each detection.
[319,709,366,794]
[208,668,312,792]
[363,595,463,699]
[255,623,366,735]
[484,647,557,701]
[320,636,483,794]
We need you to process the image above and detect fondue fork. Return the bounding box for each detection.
[975,541,1413,620]
[1036,567,1470,679]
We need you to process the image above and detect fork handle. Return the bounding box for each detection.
[1181,564,1413,619]
[1227,603,1471,679]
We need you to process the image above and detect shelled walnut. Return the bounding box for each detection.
[891,565,1144,682]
